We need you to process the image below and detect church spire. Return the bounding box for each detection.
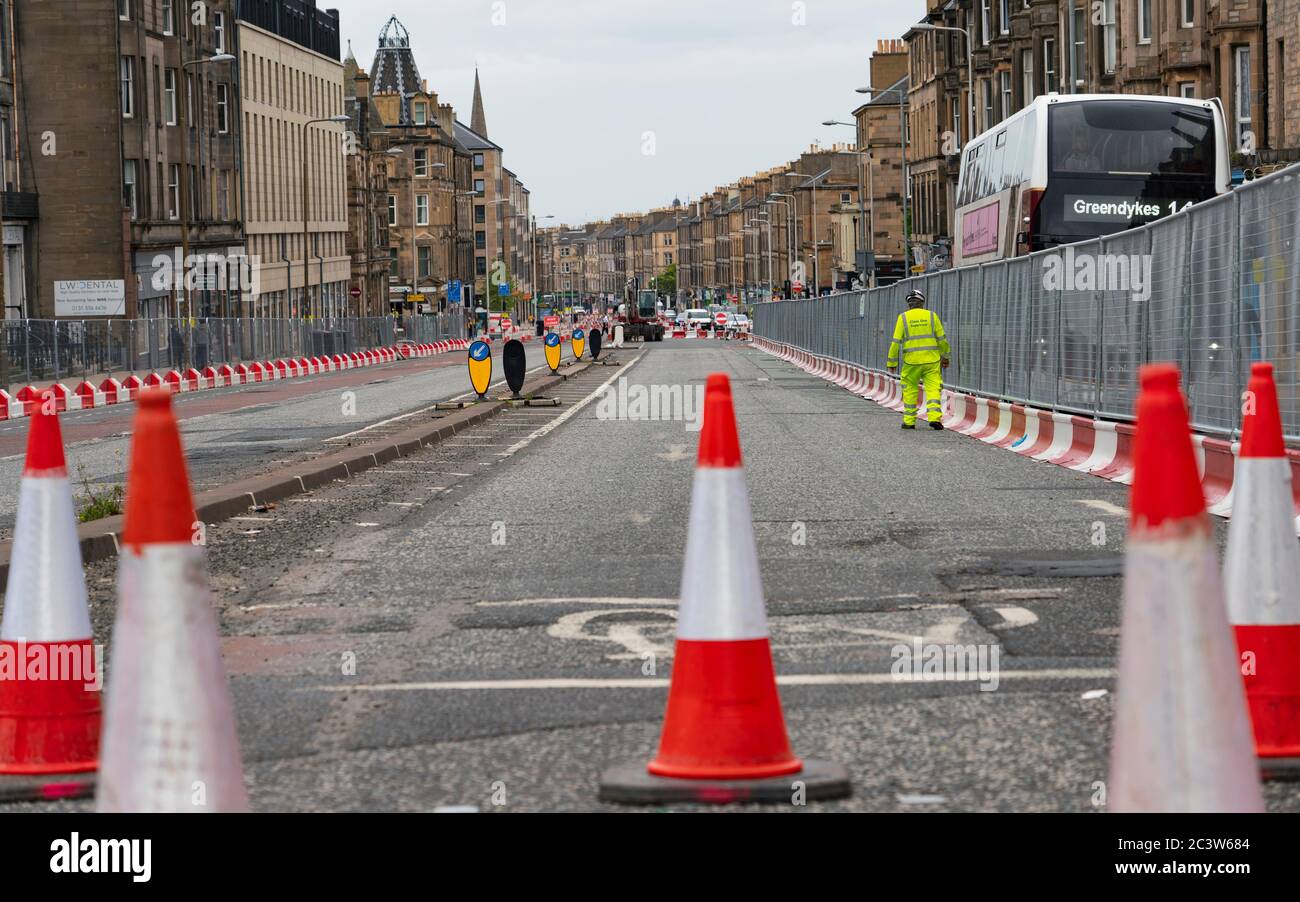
[471,68,488,138]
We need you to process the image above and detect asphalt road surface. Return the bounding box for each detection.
[11,339,1300,812]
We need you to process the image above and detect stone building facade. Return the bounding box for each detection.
[238,0,347,319]
[21,0,244,319]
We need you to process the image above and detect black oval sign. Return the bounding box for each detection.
[503,339,527,397]
[590,328,603,361]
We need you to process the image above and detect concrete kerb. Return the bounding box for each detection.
[0,360,594,585]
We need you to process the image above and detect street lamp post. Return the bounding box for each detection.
[769,193,797,292]
[764,198,791,296]
[456,189,480,309]
[910,23,975,152]
[831,149,874,286]
[177,53,235,322]
[856,85,910,272]
[823,120,869,287]
[302,114,350,320]
[513,212,553,324]
[531,214,555,322]
[785,169,830,297]
[745,215,772,302]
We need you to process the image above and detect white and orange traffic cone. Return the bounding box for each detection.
[0,400,100,800]
[1225,361,1300,777]
[1108,364,1263,811]
[600,373,849,804]
[96,390,249,812]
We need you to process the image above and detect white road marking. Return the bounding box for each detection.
[989,605,1039,629]
[1076,499,1127,517]
[314,668,1117,693]
[323,405,438,442]
[782,616,965,647]
[477,597,678,607]
[897,793,947,805]
[240,601,325,612]
[954,587,1063,601]
[496,354,644,459]
[546,609,677,660]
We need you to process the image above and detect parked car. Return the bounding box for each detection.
[685,308,712,330]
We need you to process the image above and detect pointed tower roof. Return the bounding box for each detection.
[343,40,358,84]
[371,16,422,125]
[471,68,489,138]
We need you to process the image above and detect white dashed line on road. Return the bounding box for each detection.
[312,668,1117,693]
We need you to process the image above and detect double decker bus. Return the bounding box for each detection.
[952,94,1231,267]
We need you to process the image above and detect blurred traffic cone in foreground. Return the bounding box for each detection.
[96,390,249,812]
[0,400,99,800]
[1225,362,1300,777]
[1108,364,1263,811]
[600,373,849,804]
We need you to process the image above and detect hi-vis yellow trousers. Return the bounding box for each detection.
[901,362,943,426]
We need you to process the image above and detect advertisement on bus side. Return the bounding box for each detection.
[961,199,1001,257]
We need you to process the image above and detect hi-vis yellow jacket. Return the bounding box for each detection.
[887,308,950,367]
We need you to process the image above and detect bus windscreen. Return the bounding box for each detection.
[1049,101,1215,178]
[1039,101,1218,243]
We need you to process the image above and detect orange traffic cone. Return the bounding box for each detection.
[1108,364,1263,811]
[96,390,249,812]
[600,373,849,803]
[0,400,100,800]
[1225,361,1300,777]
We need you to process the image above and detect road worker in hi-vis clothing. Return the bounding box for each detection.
[886,288,951,430]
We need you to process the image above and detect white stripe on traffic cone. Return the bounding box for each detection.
[1109,364,1263,811]
[96,390,249,812]
[0,402,100,791]
[1225,362,1300,771]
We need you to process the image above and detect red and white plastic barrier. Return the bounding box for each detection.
[0,337,473,421]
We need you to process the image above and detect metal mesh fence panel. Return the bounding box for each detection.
[1145,211,1190,381]
[1003,257,1033,403]
[1186,193,1240,435]
[1238,169,1300,436]
[2,317,406,392]
[1056,239,1103,414]
[953,266,984,392]
[1096,228,1152,420]
[1025,252,1059,407]
[980,262,1010,397]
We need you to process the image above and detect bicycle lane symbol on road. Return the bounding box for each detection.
[546,608,678,661]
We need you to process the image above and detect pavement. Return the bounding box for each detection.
[6,339,1298,812]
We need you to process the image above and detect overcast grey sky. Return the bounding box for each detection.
[333,0,923,226]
